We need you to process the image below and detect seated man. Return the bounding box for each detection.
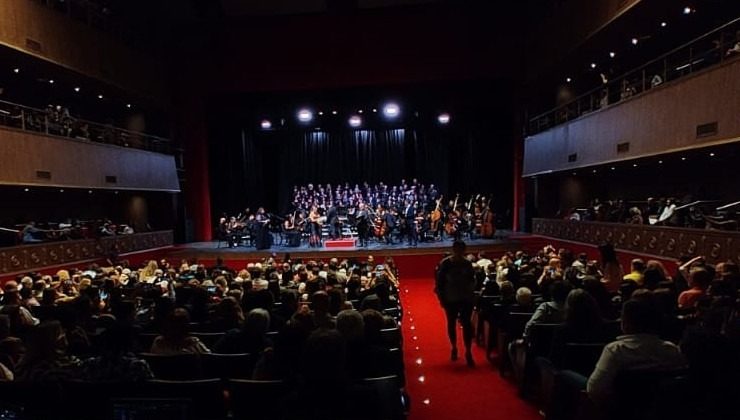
[587,296,687,409]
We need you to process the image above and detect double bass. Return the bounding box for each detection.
[481,199,495,238]
[444,194,460,236]
[374,207,388,237]
[430,195,444,232]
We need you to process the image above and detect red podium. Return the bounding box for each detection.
[324,239,356,248]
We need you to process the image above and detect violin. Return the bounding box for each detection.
[444,194,460,235]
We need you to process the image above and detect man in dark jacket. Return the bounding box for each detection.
[435,240,476,366]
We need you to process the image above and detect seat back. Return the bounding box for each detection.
[139,353,203,380]
[561,342,607,377]
[144,379,227,420]
[380,327,402,349]
[201,353,256,379]
[0,381,61,419]
[504,312,534,339]
[112,399,189,420]
[351,375,405,420]
[526,323,562,357]
[228,379,290,420]
[613,369,692,420]
[191,332,225,349]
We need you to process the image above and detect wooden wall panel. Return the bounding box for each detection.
[532,218,740,265]
[0,127,180,191]
[0,230,173,274]
[0,0,166,104]
[524,58,740,176]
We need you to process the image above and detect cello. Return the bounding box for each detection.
[481,199,495,238]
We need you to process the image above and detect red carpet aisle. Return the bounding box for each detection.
[399,276,541,420]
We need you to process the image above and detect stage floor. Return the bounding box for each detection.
[168,230,532,260]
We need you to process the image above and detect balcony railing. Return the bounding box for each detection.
[528,16,740,135]
[0,99,172,154]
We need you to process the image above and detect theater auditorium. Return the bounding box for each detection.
[0,1,739,419]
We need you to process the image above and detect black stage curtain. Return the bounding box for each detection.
[208,123,511,219]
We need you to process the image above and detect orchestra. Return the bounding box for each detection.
[218,180,496,248]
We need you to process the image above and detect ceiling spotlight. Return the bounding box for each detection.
[590,63,597,69]
[592,169,597,173]
[631,38,639,45]
[98,94,104,99]
[572,172,577,176]
[633,163,638,167]
[13,68,19,74]
[88,190,93,194]
[48,79,54,84]
[661,21,667,27]
[318,111,324,116]
[681,157,687,161]
[383,103,400,118]
[74,87,80,92]
[566,77,572,83]
[611,167,616,171]
[437,113,451,124]
[23,188,29,192]
[609,52,616,58]
[709,152,715,157]
[331,110,338,115]
[297,109,313,123]
[372,108,378,113]
[358,109,364,114]
[348,115,362,128]
[683,6,692,15]
[126,104,132,109]
[59,189,64,193]
[260,119,272,130]
[659,160,663,164]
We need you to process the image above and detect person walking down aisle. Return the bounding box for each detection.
[435,240,477,367]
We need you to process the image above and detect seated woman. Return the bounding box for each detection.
[213,308,272,355]
[548,289,611,368]
[150,308,210,355]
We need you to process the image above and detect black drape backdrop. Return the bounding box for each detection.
[208,122,513,225]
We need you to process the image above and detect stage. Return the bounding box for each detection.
[168,230,532,261]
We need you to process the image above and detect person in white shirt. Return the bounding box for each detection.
[587,296,687,408]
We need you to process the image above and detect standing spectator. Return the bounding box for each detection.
[435,240,476,366]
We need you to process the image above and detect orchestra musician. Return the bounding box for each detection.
[326,201,339,239]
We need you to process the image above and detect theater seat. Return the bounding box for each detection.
[561,342,607,377]
[191,332,225,348]
[145,379,227,420]
[201,352,256,379]
[380,327,403,348]
[349,375,407,420]
[612,368,693,420]
[139,353,203,380]
[228,379,290,420]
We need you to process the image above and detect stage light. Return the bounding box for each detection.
[437,113,451,124]
[348,115,362,128]
[126,104,132,109]
[611,167,616,171]
[372,108,378,113]
[566,77,572,83]
[98,94,104,99]
[48,79,54,84]
[88,190,93,194]
[74,87,80,92]
[23,188,29,192]
[609,52,616,58]
[631,38,639,45]
[318,111,324,116]
[710,152,715,157]
[659,160,663,164]
[59,189,64,192]
[661,21,667,27]
[683,6,692,15]
[260,119,272,130]
[13,68,19,74]
[590,63,597,69]
[297,109,313,123]
[331,110,338,115]
[681,157,686,161]
[592,169,597,174]
[633,163,638,167]
[383,103,400,118]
